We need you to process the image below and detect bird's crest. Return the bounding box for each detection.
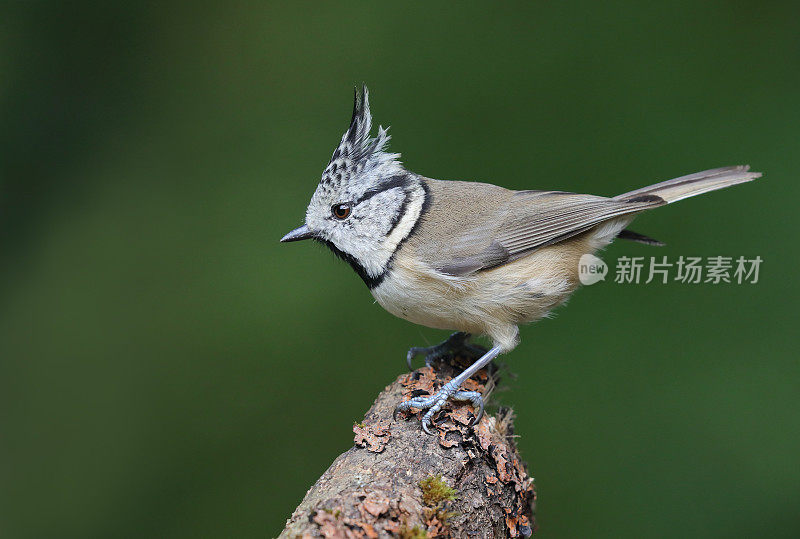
[320,85,401,188]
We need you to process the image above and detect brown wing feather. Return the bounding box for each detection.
[408,167,756,277]
[413,182,664,276]
[495,191,665,257]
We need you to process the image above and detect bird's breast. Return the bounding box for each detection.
[371,247,579,343]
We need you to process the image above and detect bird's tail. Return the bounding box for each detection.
[613,165,761,204]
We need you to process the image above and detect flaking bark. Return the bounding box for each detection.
[279,355,536,538]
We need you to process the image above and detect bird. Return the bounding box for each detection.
[280,85,761,435]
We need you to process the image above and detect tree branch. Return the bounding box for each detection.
[279,356,536,538]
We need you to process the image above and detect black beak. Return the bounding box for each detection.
[280,224,315,243]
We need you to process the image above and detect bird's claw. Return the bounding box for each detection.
[406,332,487,371]
[405,348,425,371]
[393,380,484,434]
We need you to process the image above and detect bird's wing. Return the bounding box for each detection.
[492,190,665,256]
[419,185,664,276]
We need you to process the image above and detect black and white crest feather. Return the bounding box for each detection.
[321,85,402,188]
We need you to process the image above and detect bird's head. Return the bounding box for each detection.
[281,86,427,288]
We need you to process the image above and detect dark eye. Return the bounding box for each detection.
[331,203,351,220]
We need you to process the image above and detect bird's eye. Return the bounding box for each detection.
[332,203,352,220]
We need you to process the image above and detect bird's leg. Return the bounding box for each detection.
[395,345,503,434]
[406,331,488,371]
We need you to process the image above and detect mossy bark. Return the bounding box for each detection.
[279,355,536,538]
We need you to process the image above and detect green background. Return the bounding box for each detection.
[1,2,798,537]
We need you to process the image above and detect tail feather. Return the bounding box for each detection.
[613,165,761,204]
[617,229,665,246]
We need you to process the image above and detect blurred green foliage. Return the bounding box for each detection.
[1,2,798,538]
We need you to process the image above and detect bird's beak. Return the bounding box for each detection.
[280,224,315,243]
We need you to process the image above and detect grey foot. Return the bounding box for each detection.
[406,332,488,371]
[393,379,484,435]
